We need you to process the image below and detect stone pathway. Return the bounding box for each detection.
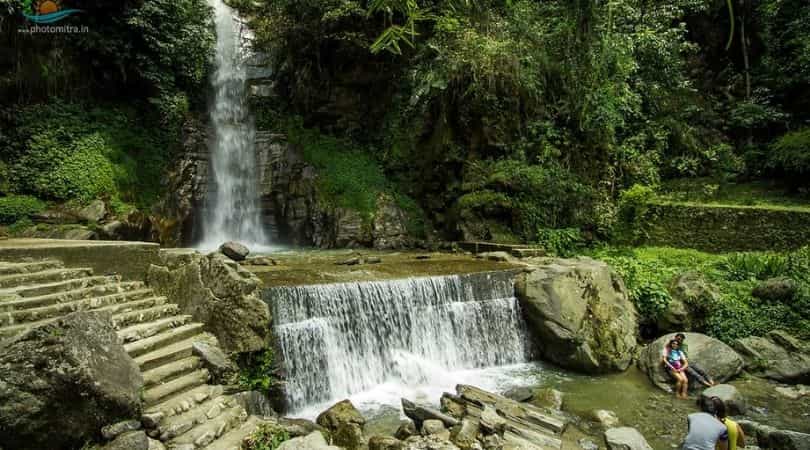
[0,259,265,449]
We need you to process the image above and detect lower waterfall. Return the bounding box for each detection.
[265,271,534,414]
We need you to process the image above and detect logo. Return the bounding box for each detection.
[23,0,81,24]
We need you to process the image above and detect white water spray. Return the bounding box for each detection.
[266,271,535,416]
[199,0,268,250]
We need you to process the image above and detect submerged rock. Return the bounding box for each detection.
[639,332,743,392]
[515,257,639,373]
[591,409,620,429]
[604,427,652,450]
[219,241,250,261]
[0,311,143,450]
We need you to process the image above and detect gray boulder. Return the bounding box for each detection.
[515,258,638,373]
[658,272,719,332]
[370,435,405,450]
[192,341,237,384]
[219,241,250,261]
[752,277,799,302]
[769,430,810,450]
[503,386,533,402]
[734,330,810,384]
[102,430,149,450]
[699,384,747,415]
[422,419,450,440]
[316,399,366,449]
[450,418,479,450]
[146,251,270,354]
[0,312,143,450]
[639,332,743,392]
[402,398,460,428]
[77,199,107,223]
[604,427,653,450]
[402,435,461,450]
[395,420,418,440]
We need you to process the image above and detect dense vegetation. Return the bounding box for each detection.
[241,0,810,242]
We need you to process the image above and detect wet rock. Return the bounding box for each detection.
[395,420,418,440]
[243,256,276,266]
[372,193,410,249]
[699,384,747,415]
[503,387,533,403]
[592,409,620,428]
[277,417,326,438]
[146,251,270,354]
[479,251,511,262]
[578,438,599,450]
[277,431,341,450]
[481,434,503,450]
[768,430,810,450]
[365,256,382,264]
[639,332,743,392]
[479,406,506,436]
[533,388,563,410]
[403,435,461,450]
[752,277,799,302]
[370,435,405,450]
[232,391,276,418]
[0,312,143,450]
[219,241,250,261]
[774,385,809,400]
[440,393,467,418]
[734,330,810,384]
[422,420,450,440]
[192,341,237,384]
[450,418,479,449]
[337,257,362,266]
[102,430,149,450]
[403,398,460,428]
[316,399,366,450]
[515,258,638,373]
[604,427,653,450]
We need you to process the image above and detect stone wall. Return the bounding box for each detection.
[634,202,810,252]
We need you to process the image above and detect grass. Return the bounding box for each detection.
[658,178,810,210]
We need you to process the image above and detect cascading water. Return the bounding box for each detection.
[199,0,268,250]
[266,271,537,416]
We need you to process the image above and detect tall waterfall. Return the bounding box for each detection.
[199,0,268,250]
[266,271,532,413]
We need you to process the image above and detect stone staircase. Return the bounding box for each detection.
[0,259,265,450]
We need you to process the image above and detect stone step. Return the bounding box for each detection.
[0,288,154,326]
[142,368,210,406]
[118,315,193,344]
[142,356,202,389]
[0,281,145,313]
[205,415,264,450]
[112,304,181,330]
[157,395,236,441]
[3,275,119,298]
[135,335,212,372]
[145,385,224,419]
[0,260,63,276]
[0,296,169,340]
[0,267,93,289]
[169,405,247,448]
[124,323,206,358]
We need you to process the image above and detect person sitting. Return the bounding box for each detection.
[716,398,746,450]
[672,333,715,387]
[662,338,690,399]
[682,397,729,450]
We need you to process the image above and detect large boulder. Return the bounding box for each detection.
[752,277,799,302]
[698,384,747,415]
[146,251,270,354]
[604,427,653,450]
[316,399,366,449]
[219,241,250,261]
[658,272,719,332]
[734,330,810,384]
[769,430,810,450]
[277,431,341,450]
[515,258,639,373]
[639,332,744,392]
[0,312,143,450]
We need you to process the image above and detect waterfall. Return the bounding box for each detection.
[199,0,268,250]
[266,271,532,413]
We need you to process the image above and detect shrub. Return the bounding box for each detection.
[769,127,810,189]
[536,228,583,257]
[0,195,46,224]
[720,252,789,281]
[238,348,276,395]
[243,423,290,450]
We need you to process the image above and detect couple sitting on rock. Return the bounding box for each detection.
[662,333,716,399]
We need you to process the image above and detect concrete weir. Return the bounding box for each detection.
[0,239,160,280]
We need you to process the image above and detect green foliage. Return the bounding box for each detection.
[769,127,810,189]
[5,102,174,207]
[536,228,582,258]
[720,252,789,281]
[615,184,657,242]
[0,195,46,225]
[243,423,291,450]
[7,218,34,235]
[238,348,276,395]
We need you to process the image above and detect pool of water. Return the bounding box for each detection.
[288,361,810,450]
